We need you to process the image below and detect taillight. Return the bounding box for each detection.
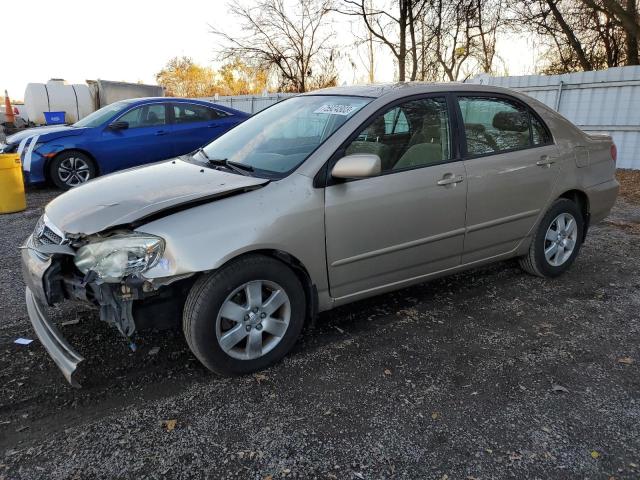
[610,144,617,164]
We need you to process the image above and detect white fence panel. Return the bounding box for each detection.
[470,66,640,169]
[202,93,296,114]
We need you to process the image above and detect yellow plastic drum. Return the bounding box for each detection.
[0,153,27,213]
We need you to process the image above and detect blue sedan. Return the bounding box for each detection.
[3,98,248,189]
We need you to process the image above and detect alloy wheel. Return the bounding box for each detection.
[544,212,578,267]
[216,280,291,360]
[58,157,91,187]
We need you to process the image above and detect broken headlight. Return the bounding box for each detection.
[74,234,165,283]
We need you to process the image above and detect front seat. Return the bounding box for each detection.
[394,111,445,169]
[408,111,441,147]
[394,143,443,169]
[145,110,160,126]
[346,116,393,170]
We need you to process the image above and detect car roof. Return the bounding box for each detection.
[123,97,219,104]
[116,97,246,114]
[303,82,524,99]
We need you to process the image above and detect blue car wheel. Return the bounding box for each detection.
[49,151,97,190]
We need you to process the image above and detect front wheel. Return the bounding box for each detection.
[49,151,97,190]
[183,255,306,375]
[519,198,584,278]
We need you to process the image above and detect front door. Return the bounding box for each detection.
[98,103,174,172]
[171,103,238,155]
[325,96,468,299]
[456,94,560,263]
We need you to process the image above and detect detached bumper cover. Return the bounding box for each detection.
[21,243,84,387]
[25,288,84,387]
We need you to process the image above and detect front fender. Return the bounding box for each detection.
[137,174,329,298]
[22,149,49,184]
[22,140,86,185]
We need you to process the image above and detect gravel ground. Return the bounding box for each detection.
[617,169,640,206]
[1,186,639,480]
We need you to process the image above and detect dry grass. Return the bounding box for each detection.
[617,169,640,204]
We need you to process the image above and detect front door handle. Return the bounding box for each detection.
[207,123,222,128]
[437,174,464,186]
[536,155,556,167]
[155,130,168,136]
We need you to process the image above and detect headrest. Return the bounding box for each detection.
[421,111,440,130]
[493,111,528,132]
[370,115,386,136]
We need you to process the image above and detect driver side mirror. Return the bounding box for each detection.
[108,121,129,130]
[331,154,381,179]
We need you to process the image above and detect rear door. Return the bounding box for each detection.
[97,102,174,172]
[325,95,468,299]
[456,94,560,263]
[171,103,237,155]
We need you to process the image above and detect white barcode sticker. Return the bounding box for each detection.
[314,104,359,116]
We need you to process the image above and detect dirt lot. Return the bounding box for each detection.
[617,169,640,204]
[1,178,639,480]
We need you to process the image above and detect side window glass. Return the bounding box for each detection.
[118,107,143,128]
[346,97,450,172]
[118,104,166,128]
[458,97,531,156]
[531,114,551,145]
[383,108,409,134]
[174,104,221,124]
[141,104,166,127]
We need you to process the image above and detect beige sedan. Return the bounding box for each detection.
[22,83,619,385]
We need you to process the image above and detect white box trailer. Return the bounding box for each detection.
[24,79,164,125]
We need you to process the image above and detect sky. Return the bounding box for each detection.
[2,0,537,102]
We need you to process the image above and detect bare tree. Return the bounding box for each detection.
[336,0,427,81]
[470,0,504,72]
[211,0,338,92]
[344,0,378,82]
[508,0,638,71]
[420,0,485,81]
[580,0,639,64]
[362,0,377,82]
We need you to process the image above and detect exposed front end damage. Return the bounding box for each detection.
[21,215,196,387]
[20,163,274,386]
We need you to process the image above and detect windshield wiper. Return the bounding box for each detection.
[208,157,254,175]
[193,148,254,176]
[194,147,211,161]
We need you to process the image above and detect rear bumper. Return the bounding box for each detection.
[587,178,620,224]
[21,243,84,387]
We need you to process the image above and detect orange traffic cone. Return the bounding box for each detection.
[4,90,15,125]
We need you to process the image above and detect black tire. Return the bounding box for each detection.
[519,198,584,278]
[183,255,306,375]
[49,151,97,190]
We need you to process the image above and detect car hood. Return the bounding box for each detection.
[6,125,84,145]
[45,159,270,235]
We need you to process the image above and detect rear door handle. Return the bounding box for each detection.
[208,123,222,128]
[437,174,464,186]
[536,155,556,166]
[155,130,167,136]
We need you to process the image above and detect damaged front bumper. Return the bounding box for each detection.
[21,234,193,387]
[21,243,85,387]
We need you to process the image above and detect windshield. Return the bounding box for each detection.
[200,95,371,176]
[73,101,132,128]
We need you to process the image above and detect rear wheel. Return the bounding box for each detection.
[519,198,584,278]
[49,151,97,190]
[183,255,306,375]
